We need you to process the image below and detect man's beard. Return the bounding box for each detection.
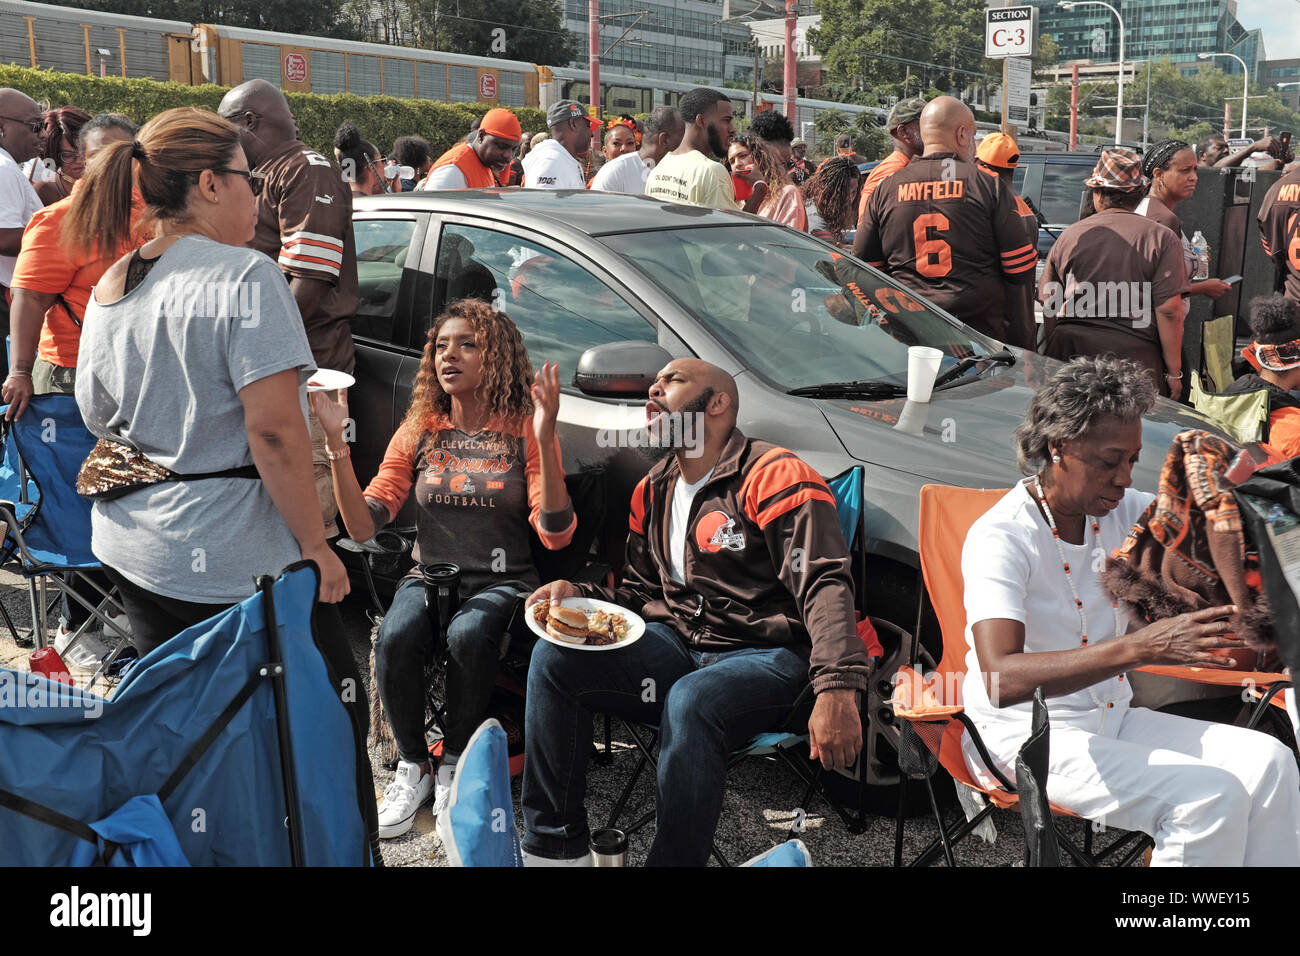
[636,389,713,463]
[705,123,728,160]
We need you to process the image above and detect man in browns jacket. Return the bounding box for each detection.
[522,358,871,866]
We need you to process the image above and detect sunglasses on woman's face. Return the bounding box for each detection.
[213,166,266,196]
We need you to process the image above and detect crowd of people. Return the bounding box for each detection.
[2,74,1300,868]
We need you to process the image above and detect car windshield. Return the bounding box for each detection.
[604,224,1003,392]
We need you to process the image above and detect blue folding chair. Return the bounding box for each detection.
[741,838,813,867]
[0,393,128,685]
[0,562,380,866]
[604,465,900,865]
[437,718,524,867]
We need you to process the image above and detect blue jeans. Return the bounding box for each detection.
[521,622,810,866]
[374,577,526,761]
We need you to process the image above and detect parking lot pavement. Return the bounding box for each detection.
[338,598,1114,868]
[0,576,1110,867]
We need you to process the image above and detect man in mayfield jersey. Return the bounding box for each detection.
[422,108,522,190]
[522,359,872,867]
[853,96,1037,345]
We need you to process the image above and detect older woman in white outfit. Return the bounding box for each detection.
[961,356,1300,866]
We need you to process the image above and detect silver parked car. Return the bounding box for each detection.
[346,188,1213,755]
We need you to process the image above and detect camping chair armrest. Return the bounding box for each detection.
[337,529,413,557]
[892,665,964,721]
[953,711,1017,793]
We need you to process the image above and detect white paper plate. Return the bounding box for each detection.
[307,369,356,393]
[525,597,646,651]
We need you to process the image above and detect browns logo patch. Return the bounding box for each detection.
[695,511,745,553]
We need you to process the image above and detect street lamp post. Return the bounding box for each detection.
[1058,0,1124,145]
[1199,51,1249,139]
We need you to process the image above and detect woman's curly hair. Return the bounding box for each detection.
[803,157,861,243]
[1014,356,1156,473]
[726,134,792,195]
[401,298,535,439]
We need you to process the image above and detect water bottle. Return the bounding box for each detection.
[589,828,627,866]
[1191,230,1210,281]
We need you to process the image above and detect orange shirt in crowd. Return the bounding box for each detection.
[857,149,911,222]
[1265,407,1300,460]
[10,185,144,368]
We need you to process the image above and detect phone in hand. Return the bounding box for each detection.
[1224,275,1243,285]
[1282,131,1293,149]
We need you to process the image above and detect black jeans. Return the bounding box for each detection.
[374,578,525,762]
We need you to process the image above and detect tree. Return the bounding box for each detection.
[760,56,823,93]
[63,0,361,40]
[811,0,990,94]
[404,0,576,64]
[1032,34,1060,80]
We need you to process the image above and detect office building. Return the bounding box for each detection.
[560,0,752,84]
[1027,0,1264,76]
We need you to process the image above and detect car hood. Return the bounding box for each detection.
[815,363,1221,492]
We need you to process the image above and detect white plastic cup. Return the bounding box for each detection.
[893,399,930,436]
[907,346,944,403]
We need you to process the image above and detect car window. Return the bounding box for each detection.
[430,223,656,381]
[1011,164,1027,197]
[353,217,418,343]
[1039,163,1090,224]
[605,224,1002,392]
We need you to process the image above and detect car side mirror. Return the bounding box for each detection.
[575,341,673,399]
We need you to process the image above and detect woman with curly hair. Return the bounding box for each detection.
[312,297,574,838]
[726,134,807,230]
[802,156,861,247]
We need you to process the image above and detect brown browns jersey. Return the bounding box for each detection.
[251,140,358,374]
[1257,166,1300,306]
[853,152,1036,343]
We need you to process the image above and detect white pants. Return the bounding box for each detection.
[965,705,1300,866]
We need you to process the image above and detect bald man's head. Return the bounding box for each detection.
[646,359,739,455]
[919,96,976,162]
[218,79,297,165]
[0,89,44,164]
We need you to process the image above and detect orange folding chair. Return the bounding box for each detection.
[892,484,1151,867]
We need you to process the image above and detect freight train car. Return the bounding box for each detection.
[191,21,540,107]
[0,0,194,82]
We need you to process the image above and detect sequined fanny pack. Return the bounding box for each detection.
[76,438,261,501]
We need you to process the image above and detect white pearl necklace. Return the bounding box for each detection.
[1029,475,1124,712]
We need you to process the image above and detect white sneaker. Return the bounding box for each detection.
[377,760,433,839]
[53,625,110,670]
[102,607,132,639]
[432,760,456,818]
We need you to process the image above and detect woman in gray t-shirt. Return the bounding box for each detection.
[65,106,350,655]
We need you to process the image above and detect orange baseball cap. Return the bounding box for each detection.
[976,132,1020,171]
[480,108,522,143]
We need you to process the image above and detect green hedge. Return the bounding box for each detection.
[0,64,547,160]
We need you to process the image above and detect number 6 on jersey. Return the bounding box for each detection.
[913,212,953,278]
